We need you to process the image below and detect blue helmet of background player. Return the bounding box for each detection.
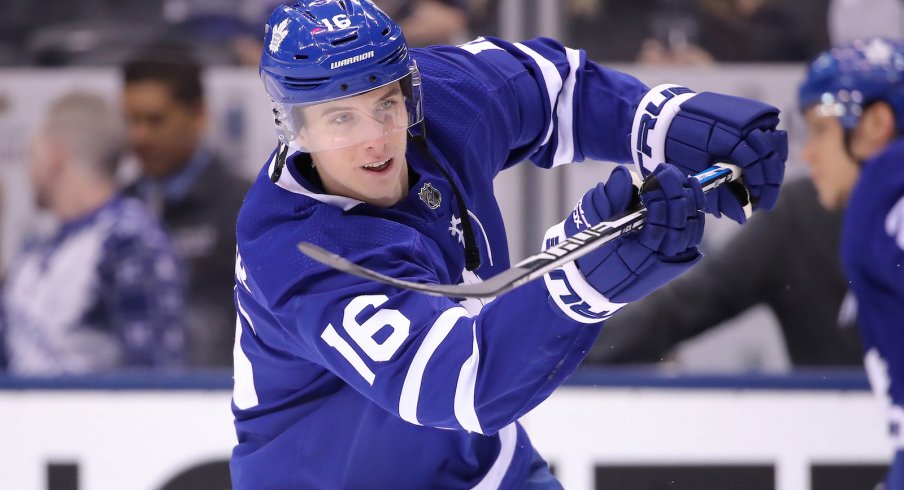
[798,38,904,132]
[259,0,423,152]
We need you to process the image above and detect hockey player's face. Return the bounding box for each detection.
[302,83,409,207]
[800,108,860,210]
[122,81,206,179]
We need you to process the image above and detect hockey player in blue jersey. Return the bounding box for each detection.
[799,38,904,488]
[231,1,788,488]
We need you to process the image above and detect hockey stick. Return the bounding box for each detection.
[298,163,745,298]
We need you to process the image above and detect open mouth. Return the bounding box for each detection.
[362,158,392,172]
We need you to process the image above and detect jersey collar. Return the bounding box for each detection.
[267,148,363,211]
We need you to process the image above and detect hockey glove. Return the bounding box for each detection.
[543,164,705,324]
[631,85,788,224]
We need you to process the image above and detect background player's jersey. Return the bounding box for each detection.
[0,196,185,374]
[231,37,649,489]
[842,136,904,450]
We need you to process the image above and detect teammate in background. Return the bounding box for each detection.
[586,174,863,368]
[230,2,787,488]
[120,47,248,368]
[0,92,185,375]
[797,37,904,488]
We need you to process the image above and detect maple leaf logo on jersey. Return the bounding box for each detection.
[449,215,465,245]
[269,19,291,53]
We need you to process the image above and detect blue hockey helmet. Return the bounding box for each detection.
[259,1,423,152]
[798,38,904,131]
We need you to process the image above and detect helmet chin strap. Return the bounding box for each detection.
[270,142,292,183]
[411,121,482,272]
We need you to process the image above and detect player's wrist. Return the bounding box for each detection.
[541,220,627,324]
[630,84,698,178]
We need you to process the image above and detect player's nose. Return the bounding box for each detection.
[359,117,393,151]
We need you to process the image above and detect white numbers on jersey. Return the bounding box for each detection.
[233,296,260,409]
[321,295,411,385]
[236,251,251,293]
[321,14,351,31]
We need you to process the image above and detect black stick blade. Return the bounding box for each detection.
[297,164,742,299]
[297,242,521,298]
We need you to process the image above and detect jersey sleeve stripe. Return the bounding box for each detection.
[471,423,518,489]
[399,306,470,425]
[551,48,581,167]
[513,42,563,147]
[453,320,484,433]
[458,36,505,55]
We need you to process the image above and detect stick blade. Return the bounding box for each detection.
[297,242,513,298]
[297,165,741,299]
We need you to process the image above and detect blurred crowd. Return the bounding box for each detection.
[0,0,902,376]
[0,0,901,68]
[0,49,247,375]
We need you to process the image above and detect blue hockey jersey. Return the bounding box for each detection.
[842,136,904,453]
[231,37,649,489]
[0,196,185,374]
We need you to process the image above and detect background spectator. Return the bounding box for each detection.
[120,46,249,368]
[637,0,830,65]
[586,177,863,367]
[374,0,469,46]
[0,92,185,375]
[691,0,826,62]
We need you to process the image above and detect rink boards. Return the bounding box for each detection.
[0,370,891,490]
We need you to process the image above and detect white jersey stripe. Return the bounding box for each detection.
[454,320,484,433]
[551,48,581,167]
[514,42,563,147]
[459,37,505,55]
[471,423,518,490]
[399,306,470,425]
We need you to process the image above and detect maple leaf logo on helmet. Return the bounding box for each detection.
[269,19,291,53]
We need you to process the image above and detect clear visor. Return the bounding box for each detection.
[274,65,423,153]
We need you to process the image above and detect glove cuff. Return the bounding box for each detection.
[630,84,698,177]
[541,220,627,324]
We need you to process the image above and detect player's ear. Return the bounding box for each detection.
[854,102,896,159]
[863,102,896,144]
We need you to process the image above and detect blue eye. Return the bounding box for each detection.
[377,99,398,111]
[330,112,354,125]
